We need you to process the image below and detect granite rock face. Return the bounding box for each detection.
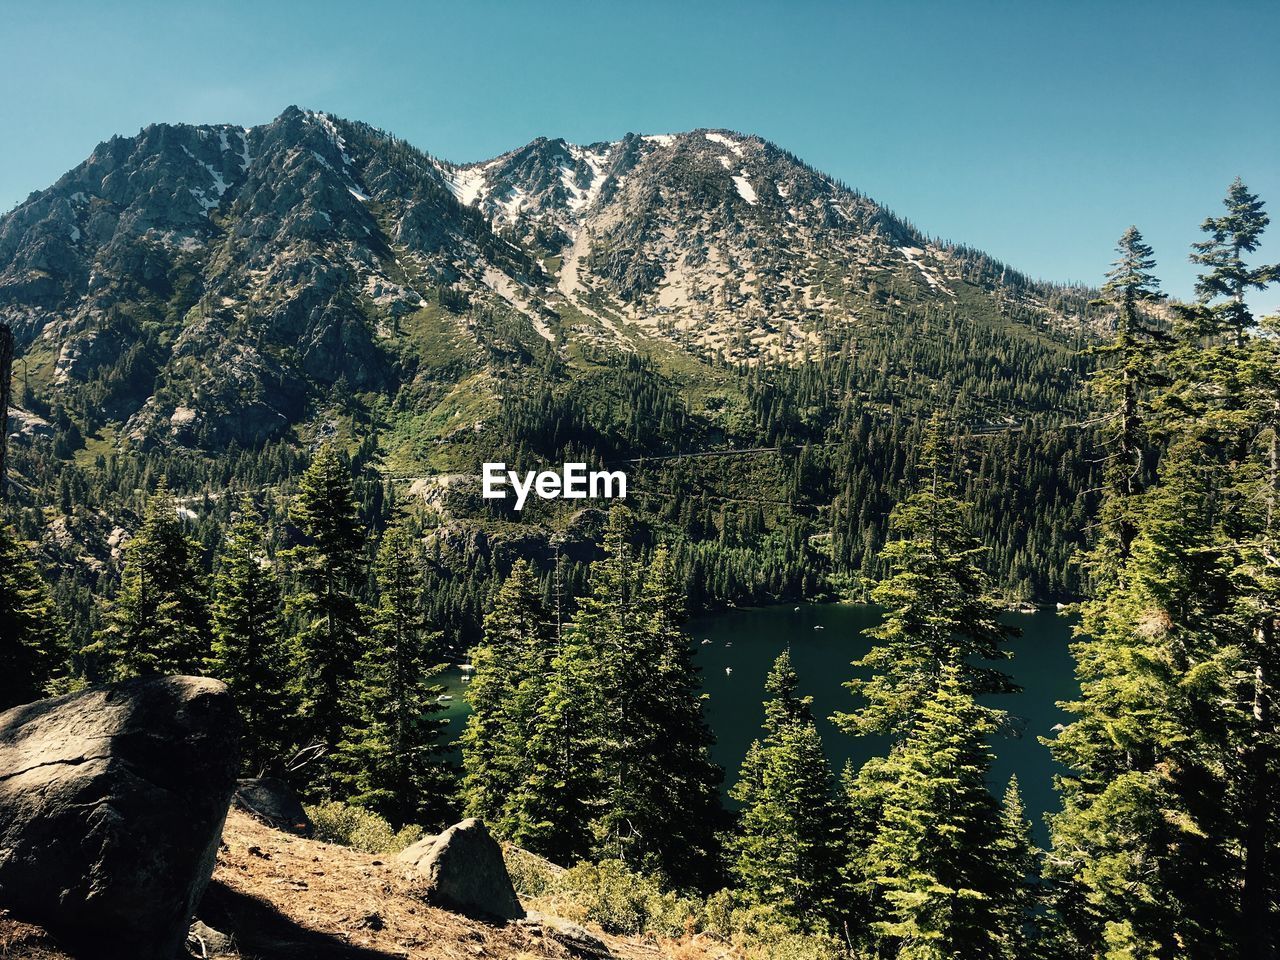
[0,676,241,959]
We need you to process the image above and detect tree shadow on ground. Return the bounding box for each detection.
[197,881,405,960]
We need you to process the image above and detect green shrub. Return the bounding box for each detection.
[528,859,700,937]
[503,844,565,899]
[703,893,851,960]
[305,801,425,854]
[515,855,851,957]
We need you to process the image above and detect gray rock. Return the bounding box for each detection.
[397,818,524,921]
[523,911,611,957]
[186,919,236,957]
[234,777,311,836]
[0,676,241,960]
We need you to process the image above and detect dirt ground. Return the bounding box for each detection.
[1,809,735,960]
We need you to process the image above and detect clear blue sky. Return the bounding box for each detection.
[4,0,1278,308]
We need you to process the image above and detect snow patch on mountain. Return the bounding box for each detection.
[900,246,955,298]
[445,165,488,207]
[705,132,744,157]
[733,172,758,205]
[563,145,611,214]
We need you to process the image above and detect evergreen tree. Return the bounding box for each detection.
[1228,322,1280,957]
[505,508,634,864]
[461,559,550,825]
[991,777,1038,960]
[1090,226,1167,561]
[620,546,724,888]
[729,650,845,932]
[503,610,600,862]
[504,512,724,885]
[854,664,1030,960]
[0,522,62,708]
[89,480,210,679]
[837,417,1017,740]
[209,497,295,774]
[283,444,368,770]
[334,524,452,826]
[1047,433,1244,958]
[1186,178,1279,345]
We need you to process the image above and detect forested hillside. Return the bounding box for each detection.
[0,108,1099,653]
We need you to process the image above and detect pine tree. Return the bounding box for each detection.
[1229,325,1280,956]
[334,524,451,826]
[283,444,368,769]
[855,664,1028,960]
[461,559,550,826]
[0,521,62,708]
[209,497,294,774]
[1186,178,1279,345]
[991,777,1038,960]
[837,416,1017,739]
[1047,186,1280,958]
[503,618,601,862]
[729,650,845,932]
[89,480,210,679]
[504,510,633,864]
[620,546,724,887]
[503,512,725,884]
[1090,226,1167,561]
[1046,436,1243,958]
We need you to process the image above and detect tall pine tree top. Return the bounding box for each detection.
[1188,178,1278,343]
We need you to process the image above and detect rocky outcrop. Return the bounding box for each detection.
[397,818,524,921]
[0,676,241,959]
[522,911,612,958]
[234,777,312,836]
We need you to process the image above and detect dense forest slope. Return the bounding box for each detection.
[0,107,1100,645]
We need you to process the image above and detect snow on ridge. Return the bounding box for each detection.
[705,132,744,157]
[562,144,612,213]
[498,185,527,220]
[900,245,955,298]
[642,134,676,147]
[445,165,488,207]
[312,112,354,166]
[180,145,230,196]
[733,171,758,205]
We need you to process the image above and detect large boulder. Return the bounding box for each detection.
[234,777,311,836]
[0,676,241,959]
[396,818,524,921]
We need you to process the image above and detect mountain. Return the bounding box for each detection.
[0,107,1089,445]
[0,107,1100,636]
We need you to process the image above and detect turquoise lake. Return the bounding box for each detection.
[439,603,1079,843]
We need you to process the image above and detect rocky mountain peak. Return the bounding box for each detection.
[0,107,1089,452]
